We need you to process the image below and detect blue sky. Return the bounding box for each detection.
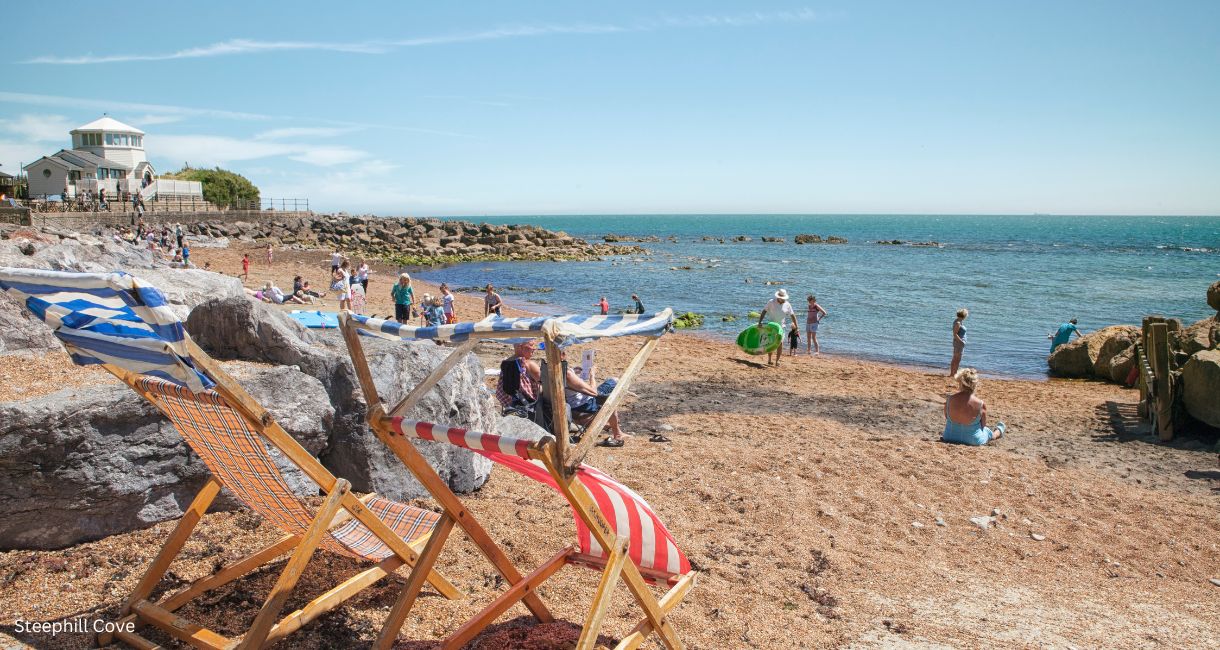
[2,1,1218,216]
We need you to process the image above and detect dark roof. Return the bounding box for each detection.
[0,170,13,179]
[25,155,81,172]
[57,149,132,171]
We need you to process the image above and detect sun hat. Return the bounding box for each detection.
[775,289,789,300]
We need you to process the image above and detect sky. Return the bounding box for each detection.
[1,1,1218,216]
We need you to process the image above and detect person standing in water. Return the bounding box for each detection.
[950,308,968,376]
[805,294,828,355]
[631,294,645,314]
[594,296,609,315]
[1048,318,1082,352]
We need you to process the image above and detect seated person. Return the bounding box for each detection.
[559,348,631,447]
[496,341,537,412]
[290,275,317,304]
[943,368,1006,446]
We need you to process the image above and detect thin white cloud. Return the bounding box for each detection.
[255,126,359,140]
[0,114,77,142]
[259,163,462,214]
[153,134,368,168]
[23,10,821,65]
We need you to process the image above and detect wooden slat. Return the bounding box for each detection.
[577,537,630,650]
[568,552,679,586]
[566,337,659,469]
[1150,322,1173,441]
[131,600,230,650]
[388,339,477,417]
[238,479,351,649]
[614,571,697,650]
[375,515,457,649]
[339,311,383,412]
[111,628,167,650]
[444,547,573,649]
[264,556,403,645]
[542,330,570,467]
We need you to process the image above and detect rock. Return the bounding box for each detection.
[135,269,246,317]
[496,415,550,442]
[1048,325,1139,380]
[1210,578,1220,588]
[935,517,947,527]
[1031,533,1046,541]
[1105,346,1136,384]
[1208,280,1220,311]
[658,423,675,432]
[794,234,822,244]
[1181,350,1220,428]
[0,293,59,354]
[1175,317,1219,357]
[969,515,995,530]
[911,521,924,528]
[0,364,330,550]
[1093,326,1140,381]
[761,237,784,243]
[673,312,704,329]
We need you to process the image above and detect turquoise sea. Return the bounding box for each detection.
[419,215,1219,378]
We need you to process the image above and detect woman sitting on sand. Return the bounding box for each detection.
[943,368,1006,446]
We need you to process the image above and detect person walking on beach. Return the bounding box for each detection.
[240,253,250,281]
[391,273,414,323]
[595,296,609,315]
[484,284,504,317]
[631,294,645,314]
[331,250,343,274]
[950,308,969,376]
[806,294,828,355]
[942,368,1005,446]
[440,283,457,323]
[758,289,799,367]
[336,260,353,311]
[265,243,274,268]
[356,260,371,292]
[1048,318,1082,352]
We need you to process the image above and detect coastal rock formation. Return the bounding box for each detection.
[603,234,660,243]
[795,234,848,244]
[0,364,331,550]
[1208,280,1220,312]
[0,293,59,354]
[1173,317,1220,357]
[1181,350,1220,428]
[185,215,643,264]
[761,237,785,243]
[1047,325,1140,381]
[185,296,498,501]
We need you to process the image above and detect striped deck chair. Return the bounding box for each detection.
[340,309,697,650]
[0,268,461,650]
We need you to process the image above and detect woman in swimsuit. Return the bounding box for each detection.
[950,308,968,376]
[943,368,1005,446]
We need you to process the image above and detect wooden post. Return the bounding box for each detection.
[1135,343,1148,420]
[577,536,630,650]
[1150,322,1173,441]
[375,515,456,649]
[543,329,570,466]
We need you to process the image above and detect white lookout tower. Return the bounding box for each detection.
[69,115,154,186]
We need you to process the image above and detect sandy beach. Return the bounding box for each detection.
[1,245,1218,649]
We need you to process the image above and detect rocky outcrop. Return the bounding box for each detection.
[1047,325,1140,381]
[184,215,644,264]
[1208,280,1220,312]
[1182,350,1220,428]
[0,293,59,354]
[603,234,660,243]
[761,237,784,243]
[794,234,848,244]
[1173,317,1220,357]
[0,364,331,550]
[185,296,499,502]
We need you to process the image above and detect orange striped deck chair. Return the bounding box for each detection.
[0,268,462,650]
[340,310,697,649]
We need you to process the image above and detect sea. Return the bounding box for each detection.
[415,215,1219,379]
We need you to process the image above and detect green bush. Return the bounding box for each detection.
[673,312,704,329]
[164,166,260,208]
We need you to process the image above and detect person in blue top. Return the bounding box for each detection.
[1048,318,1082,352]
[943,368,1006,446]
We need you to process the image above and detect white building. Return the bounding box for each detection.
[23,115,201,201]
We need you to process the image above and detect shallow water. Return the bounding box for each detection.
[417,214,1219,378]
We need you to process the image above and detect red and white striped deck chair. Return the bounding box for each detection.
[0,268,462,650]
[338,309,696,650]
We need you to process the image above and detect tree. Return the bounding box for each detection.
[163,166,260,208]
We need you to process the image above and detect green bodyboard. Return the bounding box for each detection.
[736,322,783,355]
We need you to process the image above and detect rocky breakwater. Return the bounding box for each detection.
[186,214,644,264]
[1180,280,1220,428]
[1047,325,1140,383]
[794,234,848,244]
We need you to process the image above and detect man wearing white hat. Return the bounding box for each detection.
[758,288,799,367]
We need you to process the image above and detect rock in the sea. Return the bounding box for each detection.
[1048,325,1140,381]
[0,364,331,550]
[1181,349,1220,428]
[1208,280,1220,312]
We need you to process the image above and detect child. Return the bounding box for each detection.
[240,253,250,281]
[424,297,445,327]
[788,323,800,356]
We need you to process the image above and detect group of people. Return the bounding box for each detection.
[114,220,193,268]
[755,289,829,366]
[391,273,458,326]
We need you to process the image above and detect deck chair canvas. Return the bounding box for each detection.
[339,310,697,649]
[0,268,463,649]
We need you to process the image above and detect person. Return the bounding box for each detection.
[806,294,828,355]
[131,192,139,213]
[942,368,1006,446]
[181,243,191,268]
[788,323,800,357]
[391,273,415,323]
[330,250,343,274]
[424,296,445,326]
[631,294,645,315]
[356,260,371,292]
[419,293,434,326]
[594,296,609,315]
[240,253,250,281]
[335,260,353,311]
[440,283,457,323]
[98,187,107,211]
[175,224,184,250]
[257,281,288,304]
[757,289,799,367]
[560,347,631,447]
[950,308,968,376]
[484,284,504,317]
[265,243,274,268]
[1048,318,1082,352]
[350,281,367,314]
[299,280,324,299]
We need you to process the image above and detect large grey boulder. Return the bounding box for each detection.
[135,268,246,318]
[1181,350,1220,429]
[0,293,59,354]
[185,297,501,501]
[0,364,331,550]
[1048,325,1139,381]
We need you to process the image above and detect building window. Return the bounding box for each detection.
[42,168,51,178]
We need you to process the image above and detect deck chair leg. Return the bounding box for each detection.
[618,562,684,650]
[238,479,351,650]
[98,477,222,646]
[374,514,456,650]
[614,571,696,650]
[577,536,630,650]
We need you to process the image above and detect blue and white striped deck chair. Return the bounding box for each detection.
[0,267,463,650]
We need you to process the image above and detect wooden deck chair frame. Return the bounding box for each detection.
[94,338,464,650]
[339,312,695,650]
